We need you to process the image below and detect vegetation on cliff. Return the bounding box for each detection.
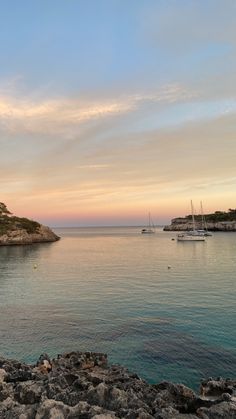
[185,208,236,223]
[0,202,40,235]
[0,202,59,244]
[164,208,236,231]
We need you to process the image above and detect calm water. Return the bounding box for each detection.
[0,227,236,391]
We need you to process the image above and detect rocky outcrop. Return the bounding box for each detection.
[0,202,59,245]
[164,218,236,232]
[0,352,235,418]
[0,224,60,245]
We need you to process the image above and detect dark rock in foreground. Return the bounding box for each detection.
[0,352,235,418]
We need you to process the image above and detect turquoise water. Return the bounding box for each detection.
[0,227,236,391]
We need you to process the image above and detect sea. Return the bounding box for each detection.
[0,226,236,391]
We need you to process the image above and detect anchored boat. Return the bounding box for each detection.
[141,212,155,234]
[177,201,205,242]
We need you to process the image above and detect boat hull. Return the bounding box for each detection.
[197,230,212,237]
[177,234,205,241]
[141,229,155,234]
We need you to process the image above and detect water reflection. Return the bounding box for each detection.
[0,228,236,390]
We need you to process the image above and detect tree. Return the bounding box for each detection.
[0,203,12,216]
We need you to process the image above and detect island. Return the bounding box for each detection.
[164,208,236,232]
[0,351,235,418]
[0,202,60,245]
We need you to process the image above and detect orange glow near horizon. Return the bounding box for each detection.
[5,192,235,227]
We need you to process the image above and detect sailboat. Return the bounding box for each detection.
[177,201,205,241]
[141,212,155,234]
[197,201,212,236]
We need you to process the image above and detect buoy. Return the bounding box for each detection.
[168,265,171,269]
[33,264,37,269]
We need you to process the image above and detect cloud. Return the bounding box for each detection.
[3,110,235,204]
[0,83,195,135]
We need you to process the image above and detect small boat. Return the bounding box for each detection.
[177,231,205,241]
[197,229,212,237]
[177,201,205,242]
[141,212,155,234]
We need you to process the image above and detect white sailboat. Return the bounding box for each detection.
[197,201,212,236]
[177,201,205,241]
[141,212,155,234]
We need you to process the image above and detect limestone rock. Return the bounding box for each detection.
[0,224,59,245]
[0,352,235,418]
[0,203,60,245]
[164,218,236,232]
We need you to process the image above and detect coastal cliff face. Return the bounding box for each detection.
[0,351,235,418]
[164,208,236,232]
[0,224,60,245]
[164,218,236,231]
[0,202,59,245]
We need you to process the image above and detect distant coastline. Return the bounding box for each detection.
[164,208,236,232]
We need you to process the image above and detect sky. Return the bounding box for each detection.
[0,0,236,226]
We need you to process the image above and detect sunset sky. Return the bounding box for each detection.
[1,0,236,226]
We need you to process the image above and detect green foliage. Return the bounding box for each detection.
[0,203,40,235]
[0,202,12,215]
[185,209,236,223]
[0,224,9,235]
[11,217,40,234]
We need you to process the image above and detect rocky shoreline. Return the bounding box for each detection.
[0,351,235,418]
[0,224,60,246]
[163,219,236,232]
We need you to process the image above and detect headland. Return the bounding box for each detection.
[0,202,59,245]
[164,209,236,232]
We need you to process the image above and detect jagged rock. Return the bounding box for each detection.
[197,400,236,418]
[153,381,196,412]
[0,352,235,418]
[92,415,118,419]
[0,369,7,383]
[15,381,44,404]
[0,396,37,418]
[35,399,71,418]
[200,377,236,398]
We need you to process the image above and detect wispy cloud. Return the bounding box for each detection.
[0,83,195,135]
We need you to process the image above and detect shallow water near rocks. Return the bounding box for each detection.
[0,227,236,391]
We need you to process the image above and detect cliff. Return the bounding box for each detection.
[164,209,236,232]
[164,219,236,231]
[0,202,59,245]
[0,351,235,418]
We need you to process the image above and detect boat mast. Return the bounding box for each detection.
[201,201,208,231]
[191,200,196,231]
[200,201,204,230]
